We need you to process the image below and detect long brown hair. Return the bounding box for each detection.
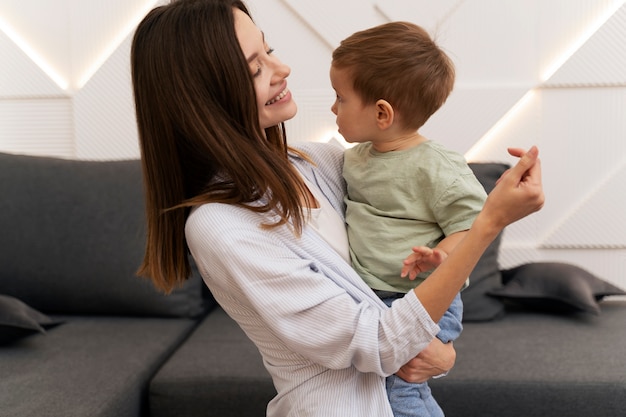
[332,21,455,130]
[131,0,311,293]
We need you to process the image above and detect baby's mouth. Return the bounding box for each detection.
[266,88,288,105]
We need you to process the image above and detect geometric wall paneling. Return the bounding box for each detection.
[0,30,65,98]
[372,0,465,33]
[0,0,161,92]
[0,0,72,90]
[544,2,626,87]
[462,90,542,164]
[74,35,139,160]
[541,161,626,248]
[279,0,385,49]
[441,0,540,85]
[537,0,624,78]
[69,0,162,91]
[539,87,626,230]
[0,98,73,158]
[421,87,533,156]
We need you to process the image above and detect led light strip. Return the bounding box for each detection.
[541,0,626,82]
[467,0,626,160]
[0,15,68,90]
[76,0,161,89]
[0,0,160,92]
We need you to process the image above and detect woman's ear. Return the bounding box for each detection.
[375,99,394,130]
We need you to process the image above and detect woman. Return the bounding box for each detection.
[130,1,544,416]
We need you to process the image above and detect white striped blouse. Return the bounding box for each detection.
[185,141,440,416]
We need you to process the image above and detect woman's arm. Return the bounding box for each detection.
[414,146,544,322]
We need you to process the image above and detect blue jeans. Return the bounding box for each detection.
[386,374,444,417]
[381,293,462,417]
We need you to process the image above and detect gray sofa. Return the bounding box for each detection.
[1,151,624,417]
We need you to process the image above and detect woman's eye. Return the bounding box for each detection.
[252,47,275,78]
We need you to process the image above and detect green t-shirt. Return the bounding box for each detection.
[343,140,487,293]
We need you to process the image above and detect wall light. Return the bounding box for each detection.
[0,16,68,90]
[541,0,626,82]
[76,0,160,89]
[465,90,536,161]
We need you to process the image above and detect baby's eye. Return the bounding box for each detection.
[266,47,274,55]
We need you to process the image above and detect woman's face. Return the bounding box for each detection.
[234,8,297,130]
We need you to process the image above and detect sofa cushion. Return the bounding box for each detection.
[0,314,198,417]
[0,152,211,318]
[461,163,510,321]
[150,307,275,417]
[0,294,62,345]
[487,262,626,314]
[429,300,626,417]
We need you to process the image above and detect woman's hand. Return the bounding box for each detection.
[395,338,456,383]
[480,146,545,230]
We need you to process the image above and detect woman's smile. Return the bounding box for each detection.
[266,87,290,105]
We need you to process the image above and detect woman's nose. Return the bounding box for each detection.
[272,57,290,81]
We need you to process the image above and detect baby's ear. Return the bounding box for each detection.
[375,99,394,129]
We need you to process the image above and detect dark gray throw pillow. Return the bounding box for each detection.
[487,262,626,314]
[461,163,510,322]
[0,294,63,345]
[0,152,213,318]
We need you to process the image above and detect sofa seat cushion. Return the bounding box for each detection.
[0,315,199,417]
[149,307,276,417]
[430,299,626,417]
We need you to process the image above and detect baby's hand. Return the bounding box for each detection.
[401,246,447,280]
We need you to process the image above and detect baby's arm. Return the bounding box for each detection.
[401,232,468,347]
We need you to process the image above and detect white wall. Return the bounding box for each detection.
[1,0,625,290]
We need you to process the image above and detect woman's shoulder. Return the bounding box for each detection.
[290,141,344,167]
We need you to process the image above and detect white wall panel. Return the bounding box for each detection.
[74,35,139,160]
[543,162,626,248]
[546,3,626,86]
[0,0,72,88]
[539,87,626,232]
[442,0,539,85]
[422,87,531,155]
[279,0,385,48]
[0,98,73,157]
[538,0,625,81]
[374,0,464,34]
[68,0,160,91]
[0,30,65,98]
